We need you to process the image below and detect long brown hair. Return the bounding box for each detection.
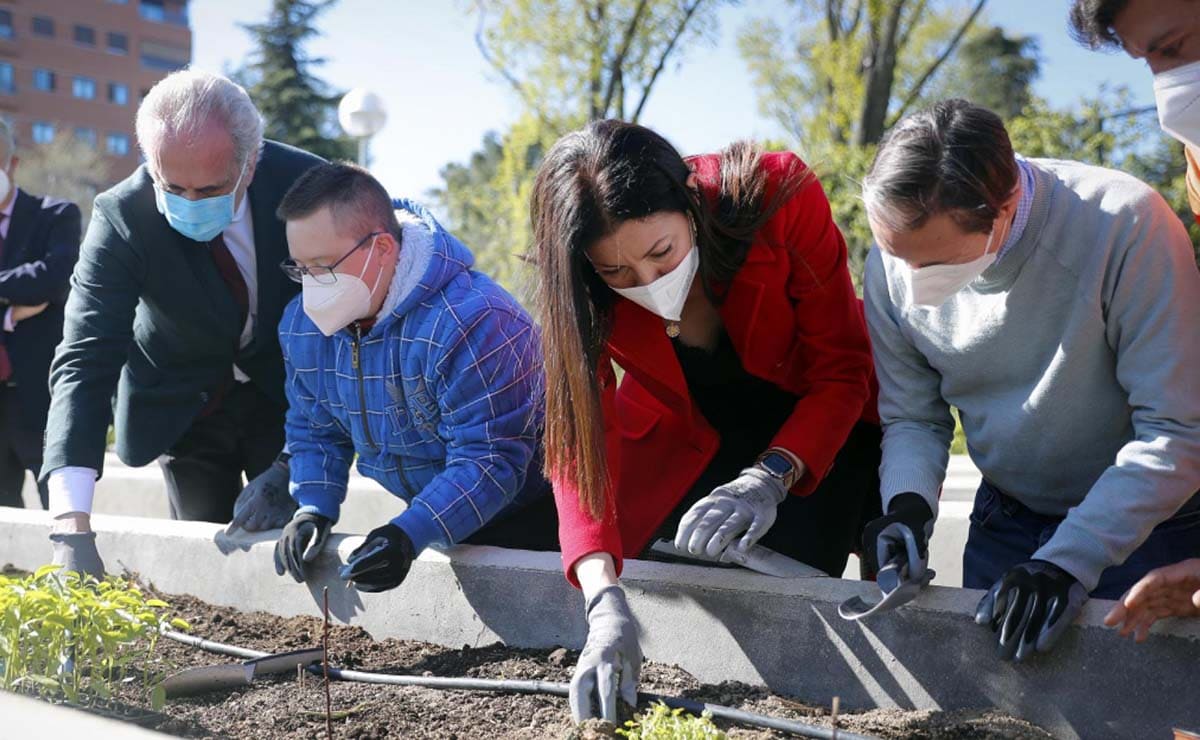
[530,120,807,520]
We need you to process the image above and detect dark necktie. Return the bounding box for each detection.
[198,232,249,417]
[0,215,12,382]
[207,232,249,331]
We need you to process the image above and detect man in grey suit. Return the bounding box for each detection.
[45,70,323,575]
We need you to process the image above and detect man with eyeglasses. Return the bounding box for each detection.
[42,70,323,577]
[269,161,555,593]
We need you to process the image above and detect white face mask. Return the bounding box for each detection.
[903,227,997,307]
[1154,60,1200,149]
[611,244,699,321]
[301,236,387,336]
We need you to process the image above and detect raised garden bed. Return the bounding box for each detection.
[91,589,1051,739]
[0,565,1054,738]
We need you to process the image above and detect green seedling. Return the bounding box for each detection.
[617,702,727,740]
[0,565,189,708]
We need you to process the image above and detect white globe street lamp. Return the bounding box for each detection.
[337,89,387,167]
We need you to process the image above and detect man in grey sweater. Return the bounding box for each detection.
[859,99,1200,662]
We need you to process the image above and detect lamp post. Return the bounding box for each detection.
[337,89,387,167]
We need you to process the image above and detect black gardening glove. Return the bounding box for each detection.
[339,523,415,593]
[273,511,333,583]
[975,559,1088,662]
[861,492,934,575]
[227,454,295,533]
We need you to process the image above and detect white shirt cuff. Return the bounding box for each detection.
[48,467,99,517]
[4,307,14,333]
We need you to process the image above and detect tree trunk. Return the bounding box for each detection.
[856,1,906,146]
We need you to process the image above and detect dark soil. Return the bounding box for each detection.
[3,567,1050,739]
[74,587,1053,740]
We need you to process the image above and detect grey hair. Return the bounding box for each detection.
[862,99,1018,235]
[135,68,264,179]
[0,118,14,168]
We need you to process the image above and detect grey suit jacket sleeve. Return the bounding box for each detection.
[42,199,145,479]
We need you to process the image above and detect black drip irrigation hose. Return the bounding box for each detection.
[161,629,876,740]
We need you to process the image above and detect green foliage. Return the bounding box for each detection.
[430,116,559,302]
[932,26,1040,120]
[0,566,185,706]
[438,1,730,296]
[801,141,879,290]
[739,1,990,149]
[1008,87,1200,261]
[617,702,727,739]
[471,0,727,124]
[237,0,355,162]
[951,408,966,455]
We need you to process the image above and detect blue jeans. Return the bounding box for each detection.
[962,479,1200,599]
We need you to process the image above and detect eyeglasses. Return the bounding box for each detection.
[280,231,385,285]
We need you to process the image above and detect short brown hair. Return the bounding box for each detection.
[1068,0,1131,50]
[277,161,401,239]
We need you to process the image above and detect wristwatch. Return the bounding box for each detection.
[755,449,799,489]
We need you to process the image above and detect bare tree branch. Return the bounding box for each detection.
[601,0,650,117]
[589,1,607,120]
[895,0,928,52]
[473,0,551,124]
[631,0,707,123]
[890,0,986,124]
[826,0,841,42]
[845,0,865,36]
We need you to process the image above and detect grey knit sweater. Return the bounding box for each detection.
[864,158,1200,591]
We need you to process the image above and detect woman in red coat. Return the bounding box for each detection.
[529,120,880,723]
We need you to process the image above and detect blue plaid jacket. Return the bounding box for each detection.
[279,199,544,553]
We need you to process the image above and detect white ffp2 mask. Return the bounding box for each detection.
[1154,61,1200,150]
[903,228,997,307]
[302,237,386,336]
[611,245,699,321]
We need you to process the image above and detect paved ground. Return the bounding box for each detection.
[21,454,983,587]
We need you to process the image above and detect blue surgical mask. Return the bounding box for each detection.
[154,164,247,242]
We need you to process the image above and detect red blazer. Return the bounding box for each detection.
[553,152,878,586]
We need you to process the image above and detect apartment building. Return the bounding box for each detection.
[0,0,191,182]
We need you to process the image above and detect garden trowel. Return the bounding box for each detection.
[161,647,323,698]
[649,538,826,578]
[837,559,935,621]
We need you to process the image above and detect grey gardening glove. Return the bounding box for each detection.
[226,455,295,533]
[673,467,787,560]
[975,559,1088,662]
[49,531,106,580]
[570,585,642,724]
[273,511,333,583]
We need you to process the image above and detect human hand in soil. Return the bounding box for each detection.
[339,523,415,592]
[571,585,641,724]
[227,455,295,533]
[49,530,106,580]
[274,511,333,582]
[673,467,787,559]
[1104,558,1200,642]
[861,492,934,577]
[975,560,1087,661]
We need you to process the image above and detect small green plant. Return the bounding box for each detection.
[0,565,189,708]
[617,702,726,740]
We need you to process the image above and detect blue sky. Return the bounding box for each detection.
[192,0,1159,201]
